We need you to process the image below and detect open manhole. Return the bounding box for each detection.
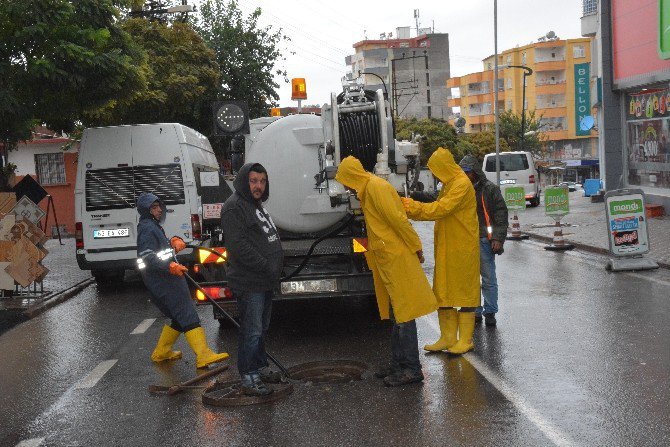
[287,360,368,383]
[202,380,294,407]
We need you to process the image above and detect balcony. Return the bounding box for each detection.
[534,60,566,72]
[536,82,566,94]
[448,97,461,107]
[535,107,567,118]
[447,77,461,88]
[363,66,389,76]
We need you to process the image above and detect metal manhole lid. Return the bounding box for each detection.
[202,380,293,407]
[287,360,368,383]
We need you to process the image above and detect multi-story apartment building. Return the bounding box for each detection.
[447,37,599,182]
[345,27,451,120]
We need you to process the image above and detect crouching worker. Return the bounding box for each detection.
[136,192,229,368]
[221,163,284,396]
[336,156,437,387]
[401,148,481,355]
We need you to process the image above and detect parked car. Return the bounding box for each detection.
[483,151,541,206]
[558,181,580,192]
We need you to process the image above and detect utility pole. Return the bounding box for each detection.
[507,65,534,150]
[494,0,500,185]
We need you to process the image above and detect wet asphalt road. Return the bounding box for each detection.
[1,221,669,447]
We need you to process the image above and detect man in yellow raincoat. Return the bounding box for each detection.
[402,148,480,355]
[336,156,437,386]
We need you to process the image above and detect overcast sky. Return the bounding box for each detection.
[198,0,584,107]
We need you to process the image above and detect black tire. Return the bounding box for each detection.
[92,269,125,286]
[529,197,540,207]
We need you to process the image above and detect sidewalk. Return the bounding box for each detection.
[514,190,670,268]
[0,239,93,326]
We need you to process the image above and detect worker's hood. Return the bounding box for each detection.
[427,148,465,185]
[458,154,486,181]
[136,192,166,224]
[234,162,270,203]
[335,156,371,194]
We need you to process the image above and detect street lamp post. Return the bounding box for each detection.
[507,65,533,151]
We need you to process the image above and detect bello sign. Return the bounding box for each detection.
[544,187,569,217]
[574,63,591,136]
[605,189,650,256]
[503,186,526,211]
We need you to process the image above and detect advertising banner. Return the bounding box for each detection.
[605,189,650,256]
[544,187,570,217]
[574,63,591,136]
[503,186,526,211]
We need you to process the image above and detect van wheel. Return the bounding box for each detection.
[92,269,125,286]
[529,197,540,207]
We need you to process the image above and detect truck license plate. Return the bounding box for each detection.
[93,228,130,238]
[280,279,337,295]
[499,179,516,185]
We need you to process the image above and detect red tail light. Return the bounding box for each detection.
[195,286,233,302]
[75,222,84,249]
[191,214,201,240]
[529,174,535,184]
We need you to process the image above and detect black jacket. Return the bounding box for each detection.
[221,163,284,292]
[459,154,509,243]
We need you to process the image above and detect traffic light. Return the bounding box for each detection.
[212,101,250,136]
[291,78,307,100]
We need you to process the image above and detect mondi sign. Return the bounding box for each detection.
[609,199,643,216]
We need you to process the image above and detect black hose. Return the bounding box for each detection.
[182,271,291,379]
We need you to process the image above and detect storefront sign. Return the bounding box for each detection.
[544,186,569,217]
[604,189,650,256]
[574,63,591,136]
[503,186,526,211]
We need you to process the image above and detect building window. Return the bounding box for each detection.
[426,72,430,86]
[426,90,431,103]
[573,45,585,58]
[522,52,527,64]
[487,62,492,70]
[35,152,66,185]
[507,78,512,89]
[506,100,513,110]
[506,56,512,65]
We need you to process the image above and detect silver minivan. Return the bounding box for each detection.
[482,151,540,206]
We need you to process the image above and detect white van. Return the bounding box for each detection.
[482,151,540,206]
[74,123,224,284]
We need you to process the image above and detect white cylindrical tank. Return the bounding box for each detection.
[245,114,347,233]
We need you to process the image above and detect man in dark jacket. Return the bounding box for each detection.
[221,163,284,396]
[458,154,509,327]
[136,192,229,368]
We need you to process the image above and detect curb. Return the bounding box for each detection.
[23,278,95,319]
[523,232,670,270]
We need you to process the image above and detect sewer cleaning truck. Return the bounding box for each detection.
[194,81,423,322]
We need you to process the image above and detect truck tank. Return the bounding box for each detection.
[244,113,348,233]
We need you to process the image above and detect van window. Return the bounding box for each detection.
[484,154,530,172]
[85,163,185,211]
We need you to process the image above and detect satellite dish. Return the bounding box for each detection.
[579,115,595,131]
[546,31,556,39]
[455,117,466,128]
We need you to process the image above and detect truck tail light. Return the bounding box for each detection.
[352,237,368,253]
[529,174,536,184]
[195,286,233,302]
[75,222,84,249]
[191,214,201,240]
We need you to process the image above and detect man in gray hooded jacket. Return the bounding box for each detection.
[458,154,508,326]
[221,163,284,396]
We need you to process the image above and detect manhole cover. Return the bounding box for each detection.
[287,360,367,383]
[202,380,293,407]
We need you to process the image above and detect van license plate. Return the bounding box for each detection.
[499,179,516,185]
[93,228,130,238]
[281,279,337,295]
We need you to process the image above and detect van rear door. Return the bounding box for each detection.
[81,127,138,261]
[131,125,192,242]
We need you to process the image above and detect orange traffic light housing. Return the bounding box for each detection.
[291,78,307,100]
[270,107,281,117]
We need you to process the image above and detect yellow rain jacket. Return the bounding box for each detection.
[403,148,480,308]
[335,156,437,323]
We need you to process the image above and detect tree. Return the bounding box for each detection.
[456,131,511,162]
[85,18,220,136]
[196,0,289,119]
[0,0,145,146]
[395,118,458,165]
[491,109,546,158]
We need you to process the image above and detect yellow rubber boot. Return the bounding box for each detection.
[446,312,475,355]
[424,308,458,351]
[151,325,183,362]
[184,327,229,368]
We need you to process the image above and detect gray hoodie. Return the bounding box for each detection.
[220,163,284,292]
